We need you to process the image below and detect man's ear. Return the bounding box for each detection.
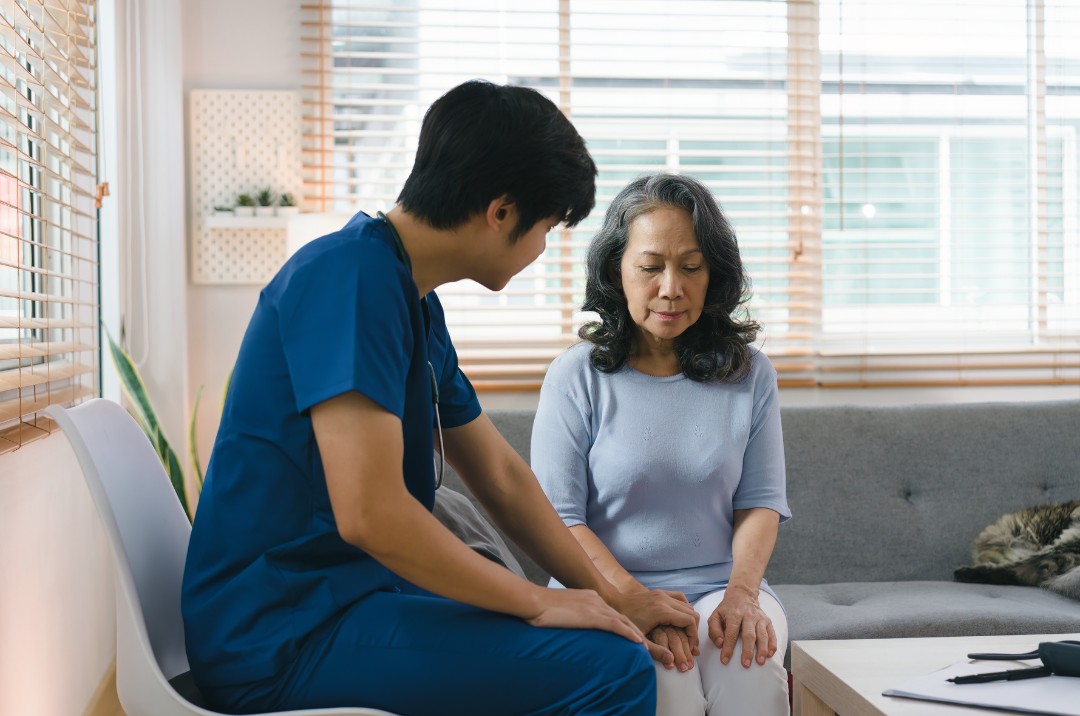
[485,194,516,232]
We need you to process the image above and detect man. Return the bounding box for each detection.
[182,80,697,715]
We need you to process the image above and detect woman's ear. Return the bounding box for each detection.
[608,259,622,290]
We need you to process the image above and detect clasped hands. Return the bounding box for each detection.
[620,584,777,672]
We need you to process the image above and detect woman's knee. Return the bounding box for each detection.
[653,662,705,716]
[701,654,789,716]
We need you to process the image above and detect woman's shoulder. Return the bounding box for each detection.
[745,344,776,379]
[545,341,595,385]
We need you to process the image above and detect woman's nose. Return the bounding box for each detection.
[659,270,682,299]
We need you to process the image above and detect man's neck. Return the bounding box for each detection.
[383,207,471,296]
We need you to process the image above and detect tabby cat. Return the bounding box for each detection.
[954,499,1080,601]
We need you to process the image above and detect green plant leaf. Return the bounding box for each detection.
[105,328,192,521]
[221,367,234,407]
[189,385,204,491]
[105,330,159,434]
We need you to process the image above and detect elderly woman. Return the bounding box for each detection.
[532,173,791,715]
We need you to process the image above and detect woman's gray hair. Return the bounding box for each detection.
[579,173,759,381]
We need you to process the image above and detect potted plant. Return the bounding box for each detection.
[106,330,231,521]
[277,192,299,216]
[212,204,234,217]
[235,193,255,217]
[255,188,275,217]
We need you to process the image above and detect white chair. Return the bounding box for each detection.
[46,399,397,716]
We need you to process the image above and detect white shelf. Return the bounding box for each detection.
[204,214,298,229]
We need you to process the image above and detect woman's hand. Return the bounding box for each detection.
[647,624,699,671]
[527,587,646,644]
[707,584,776,668]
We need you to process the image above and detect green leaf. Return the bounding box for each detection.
[189,385,205,491]
[105,327,192,522]
[104,330,160,435]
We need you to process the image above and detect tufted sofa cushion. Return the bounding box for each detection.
[773,580,1080,667]
[769,400,1080,583]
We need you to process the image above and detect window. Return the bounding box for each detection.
[0,1,99,452]
[301,0,1080,389]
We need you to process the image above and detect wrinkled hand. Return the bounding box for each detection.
[647,624,699,672]
[707,585,776,668]
[527,588,645,644]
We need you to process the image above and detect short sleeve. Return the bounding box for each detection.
[531,351,592,528]
[732,352,792,522]
[426,294,481,429]
[276,242,414,417]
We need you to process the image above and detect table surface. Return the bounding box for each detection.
[791,632,1080,716]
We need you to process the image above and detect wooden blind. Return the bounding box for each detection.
[301,0,1080,389]
[0,0,98,452]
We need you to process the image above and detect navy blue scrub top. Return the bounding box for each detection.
[181,211,482,688]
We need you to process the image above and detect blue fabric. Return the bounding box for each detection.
[181,211,482,689]
[532,343,790,603]
[202,588,656,716]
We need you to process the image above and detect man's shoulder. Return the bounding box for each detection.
[267,213,407,300]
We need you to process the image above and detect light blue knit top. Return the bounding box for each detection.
[532,342,791,603]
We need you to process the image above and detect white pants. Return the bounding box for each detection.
[653,588,789,716]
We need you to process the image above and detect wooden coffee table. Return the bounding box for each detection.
[791,632,1080,715]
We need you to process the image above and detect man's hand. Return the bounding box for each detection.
[527,588,645,644]
[611,588,699,643]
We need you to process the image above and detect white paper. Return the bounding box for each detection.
[883,659,1080,716]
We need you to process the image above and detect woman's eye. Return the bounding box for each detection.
[640,266,661,273]
[684,265,703,273]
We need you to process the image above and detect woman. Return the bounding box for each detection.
[532,173,791,715]
[182,83,697,715]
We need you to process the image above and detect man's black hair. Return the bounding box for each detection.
[397,80,597,240]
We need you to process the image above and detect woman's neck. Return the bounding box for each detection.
[628,334,681,377]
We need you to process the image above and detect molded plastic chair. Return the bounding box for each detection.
[46,399,397,716]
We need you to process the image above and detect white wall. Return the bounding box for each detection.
[0,436,116,715]
[182,0,303,477]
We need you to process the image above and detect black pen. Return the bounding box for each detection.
[948,667,1052,684]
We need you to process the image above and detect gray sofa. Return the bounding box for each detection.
[442,400,1080,664]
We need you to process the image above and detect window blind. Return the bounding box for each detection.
[301,0,1080,389]
[0,0,98,452]
[818,0,1080,386]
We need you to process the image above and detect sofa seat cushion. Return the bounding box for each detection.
[774,581,1080,667]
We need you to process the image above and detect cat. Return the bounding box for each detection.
[954,499,1080,601]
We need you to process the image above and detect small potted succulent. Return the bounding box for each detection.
[212,204,234,216]
[277,192,299,217]
[235,193,255,217]
[255,188,275,217]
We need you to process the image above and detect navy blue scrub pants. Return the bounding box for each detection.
[204,590,656,715]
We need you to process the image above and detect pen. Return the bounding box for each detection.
[948,666,1052,685]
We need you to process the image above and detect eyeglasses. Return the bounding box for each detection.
[429,361,444,489]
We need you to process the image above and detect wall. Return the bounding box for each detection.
[182,0,303,480]
[0,436,116,715]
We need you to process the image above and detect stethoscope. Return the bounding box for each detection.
[377,211,445,489]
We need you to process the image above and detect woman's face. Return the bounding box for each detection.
[618,205,710,347]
